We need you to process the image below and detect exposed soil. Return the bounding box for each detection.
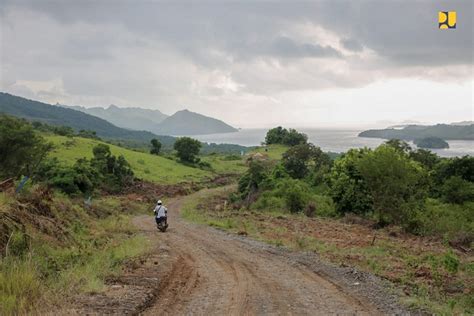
[68,191,413,315]
[122,174,238,203]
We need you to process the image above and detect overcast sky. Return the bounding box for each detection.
[1,0,472,128]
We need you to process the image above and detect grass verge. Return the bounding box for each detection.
[181,187,474,315]
[0,190,152,315]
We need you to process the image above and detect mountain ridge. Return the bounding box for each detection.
[60,103,169,132]
[155,109,238,135]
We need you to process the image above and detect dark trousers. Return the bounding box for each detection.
[156,217,167,225]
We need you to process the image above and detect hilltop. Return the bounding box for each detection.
[155,109,238,135]
[62,104,237,136]
[63,104,169,133]
[0,92,173,144]
[0,93,248,154]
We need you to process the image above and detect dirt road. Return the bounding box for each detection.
[130,196,407,316]
[70,192,408,315]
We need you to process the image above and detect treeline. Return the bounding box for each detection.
[235,127,473,242]
[1,115,134,195]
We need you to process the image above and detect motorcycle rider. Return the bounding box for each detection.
[154,200,168,228]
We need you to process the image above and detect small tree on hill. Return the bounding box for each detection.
[357,145,427,225]
[174,137,201,163]
[150,138,162,155]
[0,115,52,179]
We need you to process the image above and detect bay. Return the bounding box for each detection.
[191,128,474,157]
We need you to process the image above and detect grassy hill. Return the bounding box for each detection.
[46,135,247,184]
[0,93,250,154]
[0,92,173,143]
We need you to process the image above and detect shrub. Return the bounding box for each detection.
[285,186,307,213]
[440,176,474,204]
[238,160,270,198]
[329,148,373,216]
[356,145,428,225]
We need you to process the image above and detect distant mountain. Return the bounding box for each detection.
[451,121,474,126]
[0,92,248,154]
[155,109,238,135]
[359,124,474,140]
[62,104,168,132]
[0,92,174,144]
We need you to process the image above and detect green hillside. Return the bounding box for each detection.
[46,135,247,184]
[0,93,249,154]
[46,135,212,184]
[0,92,173,143]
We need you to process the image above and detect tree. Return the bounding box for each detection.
[357,145,427,225]
[434,156,474,183]
[282,143,330,179]
[385,139,412,155]
[409,149,440,170]
[329,148,373,215]
[78,129,101,140]
[0,115,52,179]
[440,176,474,204]
[282,129,308,146]
[150,138,162,155]
[174,137,201,163]
[265,126,288,145]
[91,144,134,191]
[265,127,308,146]
[238,160,269,197]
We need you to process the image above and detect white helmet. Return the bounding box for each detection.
[157,200,162,205]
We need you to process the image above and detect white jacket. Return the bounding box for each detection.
[154,205,167,218]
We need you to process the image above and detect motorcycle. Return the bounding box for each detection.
[156,217,168,232]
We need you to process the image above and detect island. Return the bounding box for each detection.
[358,124,474,141]
[414,137,449,149]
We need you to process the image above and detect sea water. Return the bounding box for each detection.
[191,128,474,157]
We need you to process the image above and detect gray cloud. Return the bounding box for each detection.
[0,0,472,126]
[340,38,363,52]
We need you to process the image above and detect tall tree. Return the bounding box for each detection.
[174,137,201,163]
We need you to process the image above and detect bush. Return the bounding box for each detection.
[238,160,270,198]
[285,186,307,213]
[252,192,285,210]
[407,199,474,240]
[329,148,373,216]
[356,145,428,225]
[440,176,474,204]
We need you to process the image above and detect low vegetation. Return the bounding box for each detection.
[0,186,151,315]
[181,127,474,314]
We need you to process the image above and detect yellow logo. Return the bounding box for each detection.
[439,11,456,29]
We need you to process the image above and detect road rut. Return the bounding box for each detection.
[135,197,385,315]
